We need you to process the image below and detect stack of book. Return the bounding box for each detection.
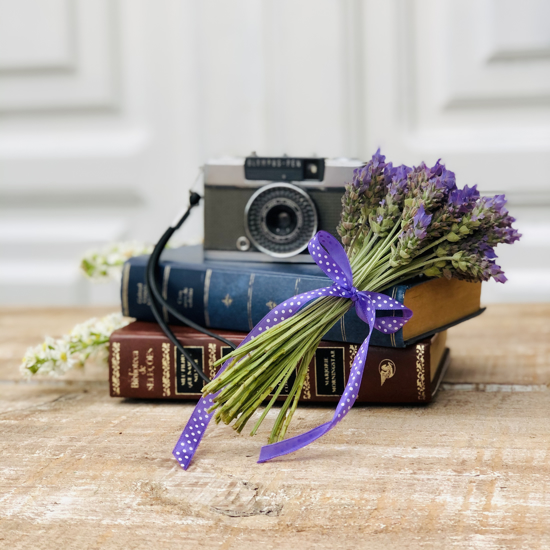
[109,246,484,405]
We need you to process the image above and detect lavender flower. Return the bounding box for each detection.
[432,232,509,283]
[477,195,521,246]
[338,149,395,250]
[442,251,507,284]
[445,192,521,245]
[428,184,480,240]
[403,161,455,215]
[389,204,433,266]
[368,164,410,237]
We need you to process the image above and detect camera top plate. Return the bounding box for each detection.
[244,157,325,182]
[204,156,363,188]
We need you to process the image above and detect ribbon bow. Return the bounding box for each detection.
[173,231,413,469]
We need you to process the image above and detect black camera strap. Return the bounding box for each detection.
[145,191,237,384]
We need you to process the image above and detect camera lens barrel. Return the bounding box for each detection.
[244,183,318,258]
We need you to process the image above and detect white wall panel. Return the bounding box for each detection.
[0,0,117,111]
[489,0,550,60]
[0,0,548,305]
[0,0,73,70]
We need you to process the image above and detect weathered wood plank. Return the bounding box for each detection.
[0,387,549,549]
[445,303,550,385]
[1,306,549,548]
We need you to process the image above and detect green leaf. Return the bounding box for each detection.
[446,232,460,242]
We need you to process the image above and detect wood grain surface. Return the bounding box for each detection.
[0,306,549,549]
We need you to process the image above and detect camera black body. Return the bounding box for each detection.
[203,156,362,262]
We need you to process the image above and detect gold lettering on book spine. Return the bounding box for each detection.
[162,343,171,397]
[111,342,121,395]
[146,348,155,391]
[302,360,311,400]
[416,344,426,401]
[130,350,139,388]
[207,343,217,379]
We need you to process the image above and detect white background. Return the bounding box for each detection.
[0,0,549,306]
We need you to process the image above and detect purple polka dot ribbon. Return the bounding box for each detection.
[173,230,413,469]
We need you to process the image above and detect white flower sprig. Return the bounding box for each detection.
[21,313,131,377]
[80,241,153,282]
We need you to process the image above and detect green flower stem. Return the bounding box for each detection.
[233,317,332,436]
[205,297,351,437]
[368,256,436,291]
[413,235,450,258]
[347,224,371,258]
[353,219,402,284]
[248,359,301,436]
[230,360,296,430]
[268,327,324,442]
[209,297,335,372]
[271,345,316,442]
[369,255,453,292]
[208,304,322,384]
[360,262,392,289]
[349,228,375,264]
[205,300,342,398]
[217,319,325,417]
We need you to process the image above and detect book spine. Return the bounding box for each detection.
[109,329,430,404]
[121,260,404,347]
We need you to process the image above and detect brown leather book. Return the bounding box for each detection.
[109,322,450,404]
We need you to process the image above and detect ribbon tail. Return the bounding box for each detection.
[257,421,333,463]
[172,393,218,470]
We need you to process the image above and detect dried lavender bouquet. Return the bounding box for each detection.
[185,150,520,460]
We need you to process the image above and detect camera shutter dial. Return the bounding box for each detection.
[245,183,318,258]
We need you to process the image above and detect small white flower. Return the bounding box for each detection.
[21,312,132,377]
[80,241,154,282]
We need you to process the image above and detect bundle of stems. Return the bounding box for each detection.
[202,150,520,443]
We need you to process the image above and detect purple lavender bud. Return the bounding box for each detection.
[500,226,521,245]
[485,194,507,212]
[490,264,507,284]
[439,169,457,193]
[428,159,444,177]
[371,148,386,170]
[413,204,432,235]
[394,165,411,182]
[449,184,480,214]
[351,149,389,195]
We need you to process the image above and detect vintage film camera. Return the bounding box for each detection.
[203,155,363,262]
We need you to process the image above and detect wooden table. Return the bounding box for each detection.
[1,306,549,549]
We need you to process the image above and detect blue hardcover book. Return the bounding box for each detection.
[121,246,484,347]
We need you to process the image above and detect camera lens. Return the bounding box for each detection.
[265,205,297,236]
[245,183,318,258]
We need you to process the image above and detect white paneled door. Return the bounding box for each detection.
[1,0,548,305]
